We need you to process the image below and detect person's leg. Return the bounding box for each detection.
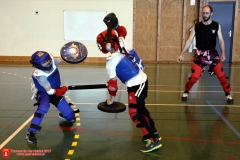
[138,79,160,141]
[128,94,155,141]
[27,92,51,143]
[182,62,202,101]
[50,95,76,121]
[128,82,161,152]
[213,62,234,103]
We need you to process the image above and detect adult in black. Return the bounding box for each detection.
[177,5,233,103]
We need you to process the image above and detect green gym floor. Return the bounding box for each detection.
[0,62,239,160]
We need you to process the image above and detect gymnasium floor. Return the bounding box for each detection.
[0,62,239,160]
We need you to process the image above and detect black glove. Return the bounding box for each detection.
[103,13,119,29]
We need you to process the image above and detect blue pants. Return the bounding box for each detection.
[28,92,75,133]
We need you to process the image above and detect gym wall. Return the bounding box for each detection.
[1,0,240,63]
[0,0,133,63]
[134,0,240,63]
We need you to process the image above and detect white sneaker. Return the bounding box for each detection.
[182,93,188,101]
[182,93,188,98]
[226,94,233,100]
[226,94,234,104]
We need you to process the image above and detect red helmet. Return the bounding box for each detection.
[96,30,119,53]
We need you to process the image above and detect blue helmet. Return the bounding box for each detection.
[30,51,53,71]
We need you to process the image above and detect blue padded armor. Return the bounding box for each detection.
[28,92,51,133]
[57,98,75,121]
[32,68,61,92]
[129,49,145,70]
[116,49,144,83]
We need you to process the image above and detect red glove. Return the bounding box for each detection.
[107,79,118,96]
[55,86,68,96]
[116,26,127,39]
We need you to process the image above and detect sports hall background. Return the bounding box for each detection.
[0,0,240,160]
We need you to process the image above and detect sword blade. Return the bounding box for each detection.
[68,84,107,90]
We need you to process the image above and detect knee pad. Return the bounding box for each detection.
[213,62,225,78]
[57,98,74,120]
[190,63,202,82]
[213,62,231,93]
[128,106,138,122]
[28,109,46,132]
[185,63,202,91]
[128,107,146,128]
[129,111,153,137]
[128,92,137,105]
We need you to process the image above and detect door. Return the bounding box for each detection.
[209,2,235,63]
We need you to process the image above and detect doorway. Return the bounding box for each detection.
[209,2,235,63]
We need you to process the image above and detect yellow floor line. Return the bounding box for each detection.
[67,150,74,155]
[74,135,80,139]
[71,142,77,146]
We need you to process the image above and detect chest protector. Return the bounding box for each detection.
[32,61,61,92]
[116,49,145,83]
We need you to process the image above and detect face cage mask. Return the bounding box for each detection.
[39,59,53,71]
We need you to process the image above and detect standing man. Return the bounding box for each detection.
[177,5,234,103]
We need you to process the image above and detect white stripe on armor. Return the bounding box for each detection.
[31,82,37,99]
[118,37,127,50]
[135,82,145,97]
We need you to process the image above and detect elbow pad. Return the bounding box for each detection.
[116,25,127,38]
[107,79,118,96]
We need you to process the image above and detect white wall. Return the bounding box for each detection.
[0,0,133,57]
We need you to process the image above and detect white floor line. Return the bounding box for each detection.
[72,90,240,93]
[73,103,240,107]
[0,114,33,150]
[207,101,240,138]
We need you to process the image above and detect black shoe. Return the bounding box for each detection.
[26,132,38,143]
[142,132,162,142]
[73,109,80,113]
[140,139,162,153]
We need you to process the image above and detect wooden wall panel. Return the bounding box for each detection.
[232,0,240,62]
[0,56,106,64]
[182,0,200,62]
[133,0,240,63]
[2,0,240,63]
[159,0,184,62]
[133,0,158,61]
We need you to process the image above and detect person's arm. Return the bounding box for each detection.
[217,24,226,62]
[177,25,196,62]
[36,75,67,96]
[54,57,64,65]
[106,59,118,105]
[106,77,118,105]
